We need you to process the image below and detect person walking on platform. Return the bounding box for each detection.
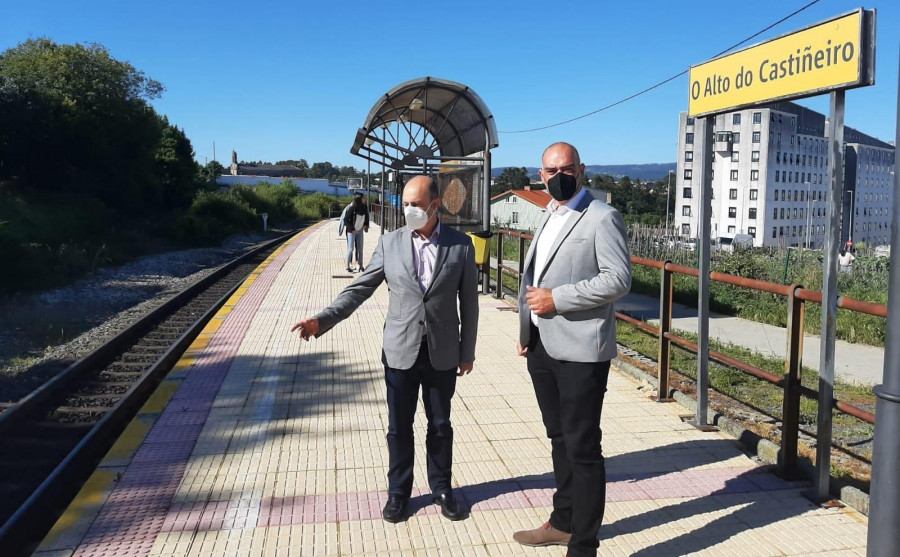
[512,142,631,557]
[343,192,369,272]
[291,175,479,524]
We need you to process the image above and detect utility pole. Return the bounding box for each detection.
[664,170,674,234]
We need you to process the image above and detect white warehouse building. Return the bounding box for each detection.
[673,101,895,249]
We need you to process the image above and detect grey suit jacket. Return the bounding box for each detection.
[518,192,631,363]
[316,224,479,370]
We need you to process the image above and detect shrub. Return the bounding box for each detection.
[293,192,344,220]
[176,190,257,243]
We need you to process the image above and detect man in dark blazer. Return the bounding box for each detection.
[512,143,631,557]
[291,175,479,523]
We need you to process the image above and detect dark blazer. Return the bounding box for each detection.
[316,224,479,370]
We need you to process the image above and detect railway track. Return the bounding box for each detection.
[0,228,301,555]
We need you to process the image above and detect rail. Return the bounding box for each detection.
[489,228,882,477]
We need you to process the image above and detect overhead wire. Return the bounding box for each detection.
[499,0,824,134]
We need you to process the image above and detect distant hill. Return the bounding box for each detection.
[493,163,676,182]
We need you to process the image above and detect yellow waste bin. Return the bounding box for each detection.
[466,231,493,266]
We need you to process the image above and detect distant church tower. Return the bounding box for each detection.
[230,150,239,176]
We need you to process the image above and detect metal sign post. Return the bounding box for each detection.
[813,90,845,502]
[866,47,900,557]
[692,117,715,429]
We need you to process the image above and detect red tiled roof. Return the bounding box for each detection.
[490,188,552,208]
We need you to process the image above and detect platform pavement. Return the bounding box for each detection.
[35,220,868,557]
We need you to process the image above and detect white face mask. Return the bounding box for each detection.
[404,203,435,231]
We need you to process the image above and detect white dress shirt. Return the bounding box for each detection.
[531,187,589,325]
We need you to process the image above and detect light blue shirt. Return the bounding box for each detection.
[412,223,440,292]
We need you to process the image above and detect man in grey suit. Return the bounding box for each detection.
[291,175,479,523]
[512,143,631,557]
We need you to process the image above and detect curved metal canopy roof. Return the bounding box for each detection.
[350,77,499,169]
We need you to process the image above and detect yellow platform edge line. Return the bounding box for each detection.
[37,227,314,552]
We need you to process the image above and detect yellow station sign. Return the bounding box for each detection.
[688,9,874,117]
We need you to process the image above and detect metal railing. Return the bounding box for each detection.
[490,228,882,477]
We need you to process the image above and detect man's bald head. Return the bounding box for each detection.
[542,142,581,167]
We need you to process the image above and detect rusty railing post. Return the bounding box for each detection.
[780,284,805,478]
[657,261,675,402]
[495,231,504,299]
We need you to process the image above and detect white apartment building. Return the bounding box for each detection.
[673,101,895,249]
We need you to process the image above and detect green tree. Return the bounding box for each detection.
[201,160,226,183]
[491,167,531,197]
[0,39,199,213]
[154,119,200,208]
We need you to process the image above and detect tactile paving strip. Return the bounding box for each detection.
[71,227,319,557]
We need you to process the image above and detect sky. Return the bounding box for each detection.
[2,0,898,170]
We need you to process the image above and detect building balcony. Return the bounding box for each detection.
[715,132,733,154]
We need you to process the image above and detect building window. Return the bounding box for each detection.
[748,227,756,238]
[733,114,741,125]
[730,170,738,181]
[728,207,737,218]
[732,151,740,162]
[732,132,741,144]
[683,187,692,198]
[749,208,757,219]
[687,117,695,125]
[752,131,761,143]
[792,208,798,218]
[753,112,762,124]
[511,197,517,202]
[728,225,736,233]
[685,151,693,162]
[682,206,691,216]
[775,171,780,183]
[772,227,777,239]
[773,208,778,220]
[511,212,519,223]
[751,170,759,181]
[686,133,694,144]
[752,151,760,162]
[749,189,758,200]
[684,169,692,180]
[682,224,691,235]
[729,189,738,200]
[780,208,785,219]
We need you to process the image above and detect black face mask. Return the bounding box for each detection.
[547,172,579,201]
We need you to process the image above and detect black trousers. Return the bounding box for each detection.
[527,325,610,557]
[384,339,457,498]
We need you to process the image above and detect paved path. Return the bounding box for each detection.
[36,221,868,556]
[616,292,885,386]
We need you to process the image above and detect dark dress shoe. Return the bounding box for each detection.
[382,495,407,523]
[434,492,466,521]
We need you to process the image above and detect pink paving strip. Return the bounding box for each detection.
[72,226,321,557]
[154,466,808,533]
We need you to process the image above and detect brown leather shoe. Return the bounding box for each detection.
[512,521,571,547]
